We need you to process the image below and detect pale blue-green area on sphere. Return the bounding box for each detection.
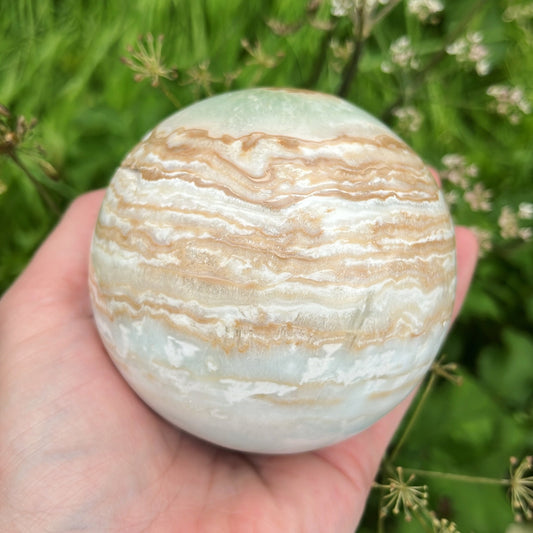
[93,310,441,454]
[155,87,394,141]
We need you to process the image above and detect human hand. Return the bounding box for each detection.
[0,188,478,532]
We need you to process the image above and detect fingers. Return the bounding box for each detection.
[35,189,106,297]
[452,226,479,321]
[427,165,479,319]
[429,166,441,188]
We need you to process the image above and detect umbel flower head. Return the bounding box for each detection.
[430,513,460,533]
[487,84,531,125]
[0,105,37,156]
[121,33,177,87]
[331,0,391,18]
[380,466,429,521]
[0,104,58,211]
[509,456,533,522]
[408,0,444,24]
[446,31,491,76]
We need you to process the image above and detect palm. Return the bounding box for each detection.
[0,190,477,532]
[1,282,388,532]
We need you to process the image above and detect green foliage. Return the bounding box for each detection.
[479,329,533,411]
[1,0,532,531]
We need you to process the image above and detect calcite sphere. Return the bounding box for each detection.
[89,88,456,454]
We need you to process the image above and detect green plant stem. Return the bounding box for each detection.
[387,370,438,465]
[305,23,336,89]
[337,5,367,98]
[374,369,438,529]
[377,500,386,533]
[337,0,402,98]
[402,468,509,486]
[160,83,181,108]
[364,0,402,39]
[413,507,434,533]
[7,151,59,215]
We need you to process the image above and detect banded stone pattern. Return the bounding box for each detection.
[89,89,456,453]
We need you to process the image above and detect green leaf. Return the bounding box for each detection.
[478,329,533,410]
[459,283,502,321]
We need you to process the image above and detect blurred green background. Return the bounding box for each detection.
[1,1,532,531]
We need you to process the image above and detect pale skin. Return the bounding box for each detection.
[0,185,478,533]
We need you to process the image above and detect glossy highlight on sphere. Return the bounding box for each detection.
[89,88,456,454]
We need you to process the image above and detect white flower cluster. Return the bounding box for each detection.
[441,154,491,213]
[330,0,389,18]
[407,0,444,24]
[470,227,493,256]
[381,36,420,73]
[330,39,355,72]
[499,206,532,241]
[487,85,531,124]
[392,106,424,133]
[446,31,490,76]
[331,0,354,17]
[441,154,479,188]
[518,202,533,220]
[464,183,492,212]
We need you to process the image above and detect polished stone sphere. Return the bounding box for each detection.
[89,88,456,454]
